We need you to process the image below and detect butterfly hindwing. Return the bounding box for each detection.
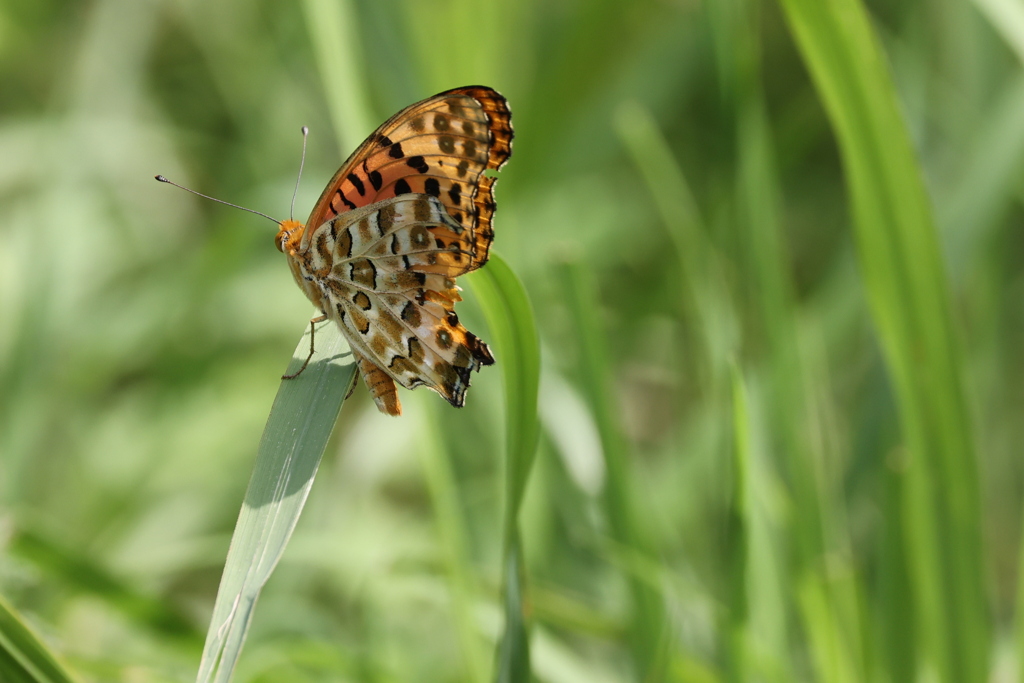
[308,195,494,412]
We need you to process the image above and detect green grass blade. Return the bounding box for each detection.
[195,322,355,683]
[301,0,374,153]
[1015,497,1024,682]
[776,0,987,681]
[940,76,1024,280]
[466,253,541,683]
[614,101,737,393]
[418,411,488,683]
[970,0,1024,64]
[493,536,530,683]
[9,530,198,643]
[725,363,750,683]
[0,594,80,683]
[557,257,668,681]
[467,254,540,522]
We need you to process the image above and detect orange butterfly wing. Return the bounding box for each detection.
[302,86,512,273]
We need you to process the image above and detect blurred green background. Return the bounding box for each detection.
[2,0,1023,681]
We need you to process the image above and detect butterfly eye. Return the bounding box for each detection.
[274,228,288,253]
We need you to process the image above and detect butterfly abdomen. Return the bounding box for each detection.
[354,351,402,416]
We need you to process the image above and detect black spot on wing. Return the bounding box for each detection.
[349,258,377,288]
[408,336,424,361]
[424,178,441,197]
[316,231,330,262]
[336,189,356,210]
[369,170,382,191]
[406,156,429,173]
[336,226,352,258]
[378,202,396,234]
[401,301,421,327]
[347,173,365,196]
[353,292,371,310]
[394,178,412,196]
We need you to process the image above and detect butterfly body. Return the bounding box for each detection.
[277,86,511,416]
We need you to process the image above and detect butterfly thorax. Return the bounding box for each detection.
[276,219,330,313]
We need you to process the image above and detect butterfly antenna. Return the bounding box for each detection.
[154,175,281,225]
[290,126,309,221]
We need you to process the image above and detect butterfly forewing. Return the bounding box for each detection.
[303,86,512,272]
[335,194,477,280]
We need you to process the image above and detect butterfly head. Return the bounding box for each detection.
[275,219,305,254]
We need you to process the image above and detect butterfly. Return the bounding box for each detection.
[273,86,513,416]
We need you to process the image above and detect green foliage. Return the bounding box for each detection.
[1,0,1022,681]
[0,595,81,683]
[468,255,541,683]
[778,0,987,680]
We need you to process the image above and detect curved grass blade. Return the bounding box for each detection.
[300,0,373,154]
[0,594,80,683]
[417,407,488,683]
[468,254,540,520]
[195,322,355,683]
[614,101,737,396]
[725,362,750,683]
[776,0,987,681]
[466,253,540,683]
[557,257,668,681]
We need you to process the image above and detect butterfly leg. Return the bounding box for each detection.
[343,365,360,401]
[282,314,329,380]
[352,349,402,416]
